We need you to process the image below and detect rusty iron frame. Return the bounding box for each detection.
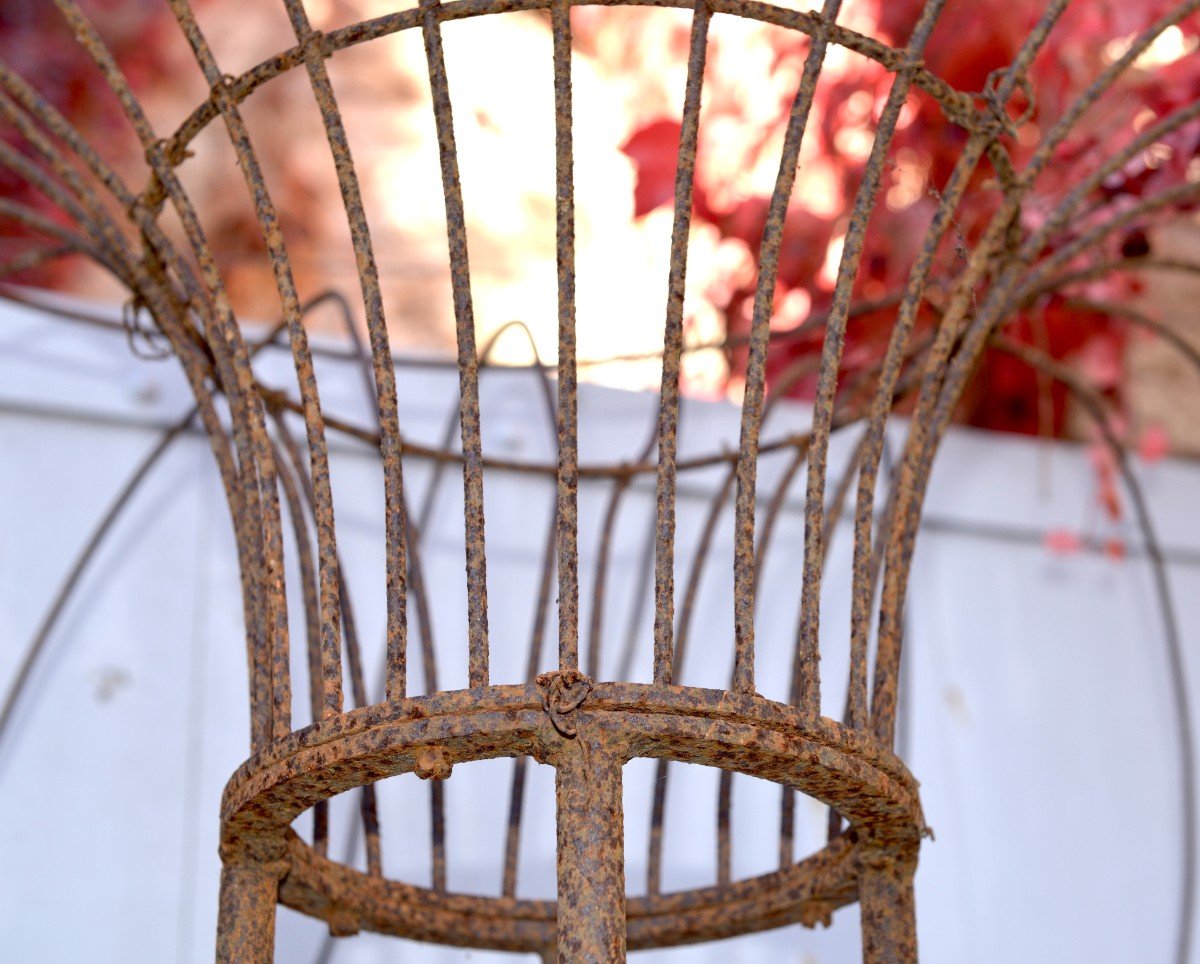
[2,1,1199,962]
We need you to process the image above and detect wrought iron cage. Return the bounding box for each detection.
[1,0,1198,961]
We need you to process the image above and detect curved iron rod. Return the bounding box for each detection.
[417,0,491,688]
[280,0,413,706]
[169,0,346,719]
[993,337,1196,964]
[0,293,331,763]
[731,0,844,696]
[794,0,947,718]
[652,0,711,685]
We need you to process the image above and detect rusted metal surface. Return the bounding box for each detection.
[4,1,1198,962]
[554,713,626,960]
[221,683,923,954]
[652,0,709,688]
[858,847,919,964]
[216,855,288,964]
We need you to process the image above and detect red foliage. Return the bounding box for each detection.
[4,2,1199,457]
[1139,422,1170,462]
[1044,527,1083,556]
[623,119,719,222]
[0,0,182,285]
[615,0,1200,443]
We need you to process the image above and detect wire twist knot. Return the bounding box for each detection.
[536,669,593,737]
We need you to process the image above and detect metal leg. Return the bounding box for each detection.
[859,848,918,964]
[216,854,285,964]
[554,731,626,962]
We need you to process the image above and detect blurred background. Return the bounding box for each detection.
[2,0,1200,960]
[3,0,1200,440]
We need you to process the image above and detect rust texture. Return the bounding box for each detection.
[858,848,919,964]
[216,854,288,964]
[554,720,626,961]
[3,1,1198,963]
[651,0,709,687]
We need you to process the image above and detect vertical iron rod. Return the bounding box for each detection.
[859,852,918,964]
[216,856,284,964]
[730,0,841,695]
[555,735,626,961]
[278,0,412,705]
[551,0,580,672]
[418,0,491,687]
[652,0,711,684]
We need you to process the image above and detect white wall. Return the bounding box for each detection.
[1,294,1197,963]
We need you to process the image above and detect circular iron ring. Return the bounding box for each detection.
[220,683,924,953]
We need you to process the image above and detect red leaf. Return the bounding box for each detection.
[621,119,709,219]
[1044,528,1083,556]
[1098,475,1123,522]
[1138,423,1170,463]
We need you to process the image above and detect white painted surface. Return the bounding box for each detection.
[1,294,1197,962]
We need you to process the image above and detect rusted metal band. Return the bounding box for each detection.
[278,824,866,952]
[218,684,921,954]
